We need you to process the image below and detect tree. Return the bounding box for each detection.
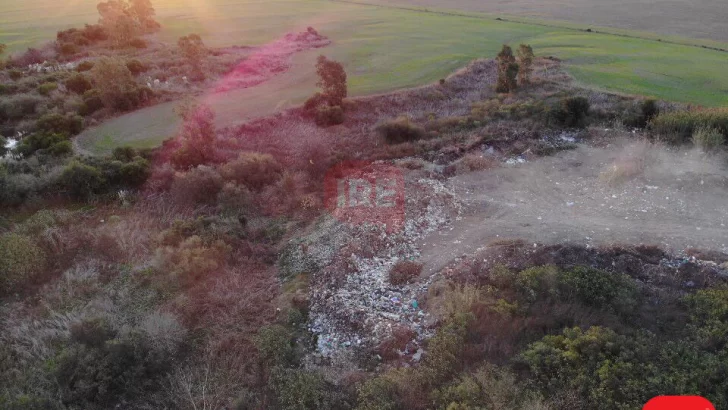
[60,161,106,199]
[495,44,519,93]
[177,34,206,79]
[517,44,534,85]
[171,103,217,170]
[90,57,137,109]
[97,0,160,46]
[315,55,347,106]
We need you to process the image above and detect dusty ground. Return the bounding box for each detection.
[358,0,728,43]
[418,138,728,275]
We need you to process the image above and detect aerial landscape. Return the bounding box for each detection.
[1,0,727,409]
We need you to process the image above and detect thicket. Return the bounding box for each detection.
[650,107,728,145]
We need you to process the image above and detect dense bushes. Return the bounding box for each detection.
[38,82,58,96]
[16,132,72,157]
[650,107,728,144]
[549,96,590,128]
[36,113,84,135]
[315,104,344,126]
[0,233,46,294]
[221,152,283,191]
[171,165,224,204]
[376,117,427,144]
[65,73,93,94]
[692,126,725,152]
[59,161,106,199]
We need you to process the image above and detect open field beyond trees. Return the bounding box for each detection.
[3,0,725,153]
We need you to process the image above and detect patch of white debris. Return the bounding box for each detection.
[304,176,462,367]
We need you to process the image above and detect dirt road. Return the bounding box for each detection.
[418,139,728,274]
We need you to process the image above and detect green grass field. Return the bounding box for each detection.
[2,0,726,154]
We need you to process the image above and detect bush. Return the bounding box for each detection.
[129,38,148,49]
[220,152,282,191]
[37,82,58,96]
[0,94,43,120]
[59,161,106,199]
[170,165,224,204]
[8,69,23,81]
[303,92,326,112]
[126,59,146,75]
[549,96,590,128]
[59,42,78,56]
[65,73,93,94]
[377,117,427,144]
[36,113,84,135]
[79,89,104,115]
[0,233,46,294]
[692,126,725,152]
[558,266,639,314]
[254,324,296,366]
[389,260,423,285]
[153,235,231,285]
[315,104,344,127]
[270,367,349,410]
[650,108,728,144]
[76,61,95,72]
[16,132,69,156]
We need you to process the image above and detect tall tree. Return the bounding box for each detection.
[128,0,160,32]
[97,0,160,45]
[495,44,519,93]
[178,34,206,78]
[171,103,217,170]
[315,55,347,106]
[517,44,535,86]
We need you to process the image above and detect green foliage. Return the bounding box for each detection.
[80,89,104,116]
[684,287,728,350]
[16,132,71,157]
[59,161,106,199]
[270,367,350,410]
[557,266,639,313]
[315,104,345,126]
[254,324,296,367]
[549,96,590,128]
[55,318,172,408]
[377,116,426,144]
[220,152,283,191]
[37,82,58,96]
[36,113,84,135]
[356,377,399,410]
[65,73,93,94]
[692,125,725,152]
[0,233,46,294]
[650,108,728,144]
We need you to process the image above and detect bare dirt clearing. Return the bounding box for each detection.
[418,139,728,274]
[360,0,728,43]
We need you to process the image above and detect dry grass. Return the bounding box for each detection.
[599,140,654,186]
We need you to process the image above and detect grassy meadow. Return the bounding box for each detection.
[2,0,726,153]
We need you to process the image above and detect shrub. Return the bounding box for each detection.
[549,96,590,128]
[557,266,639,314]
[496,44,519,93]
[112,146,139,162]
[376,117,426,144]
[129,38,148,49]
[254,324,296,366]
[170,165,224,204]
[79,89,104,115]
[692,126,725,152]
[65,73,93,94]
[220,152,282,191]
[0,233,46,294]
[650,108,728,144]
[59,42,78,56]
[119,157,151,187]
[153,235,231,285]
[8,69,23,81]
[303,92,326,112]
[315,104,344,126]
[389,260,423,285]
[16,132,69,156]
[37,82,58,96]
[0,94,44,120]
[270,367,348,410]
[171,104,217,170]
[59,161,106,199]
[126,59,146,75]
[36,113,84,135]
[90,57,138,110]
[76,61,95,72]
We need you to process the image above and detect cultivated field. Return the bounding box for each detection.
[362,0,728,43]
[4,0,726,153]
